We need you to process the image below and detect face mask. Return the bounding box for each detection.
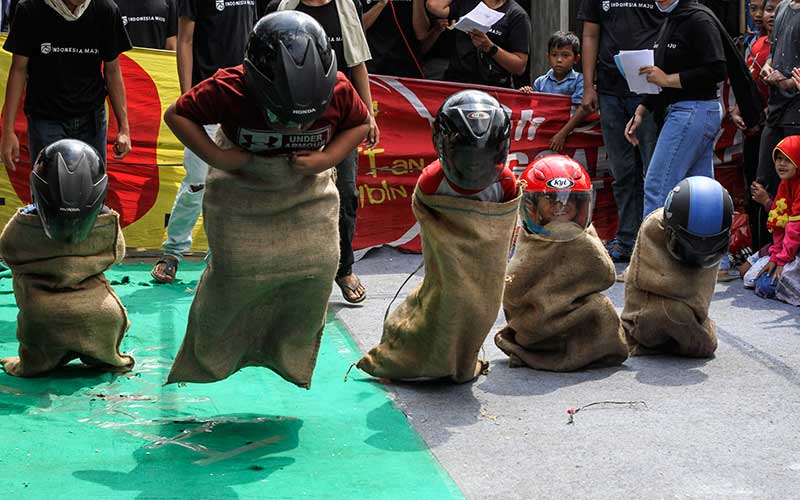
[657,0,680,13]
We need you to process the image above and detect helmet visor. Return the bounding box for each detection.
[521,190,594,234]
[666,225,730,268]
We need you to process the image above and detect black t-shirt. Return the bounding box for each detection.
[767,1,800,126]
[178,0,257,86]
[292,0,365,78]
[642,6,726,111]
[4,0,132,119]
[115,0,178,49]
[445,0,530,88]
[362,0,422,78]
[577,0,663,97]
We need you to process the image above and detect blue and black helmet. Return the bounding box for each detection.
[663,176,733,268]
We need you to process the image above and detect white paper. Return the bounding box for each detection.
[453,2,505,34]
[617,49,661,95]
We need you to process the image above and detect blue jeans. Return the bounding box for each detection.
[643,100,722,218]
[599,93,658,248]
[26,107,107,165]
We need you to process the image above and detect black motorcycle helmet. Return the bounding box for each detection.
[243,11,337,132]
[432,90,511,191]
[663,176,733,268]
[29,139,108,244]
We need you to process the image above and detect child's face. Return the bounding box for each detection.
[775,151,798,180]
[750,0,764,30]
[763,0,778,35]
[547,46,577,78]
[536,195,578,224]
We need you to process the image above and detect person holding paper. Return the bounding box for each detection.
[624,0,727,220]
[426,0,530,88]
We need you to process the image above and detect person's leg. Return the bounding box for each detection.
[68,106,108,165]
[743,131,767,250]
[598,93,644,260]
[643,101,720,216]
[334,149,365,303]
[625,95,658,205]
[152,124,215,283]
[25,113,69,164]
[685,101,722,178]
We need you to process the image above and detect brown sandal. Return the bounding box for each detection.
[151,256,179,284]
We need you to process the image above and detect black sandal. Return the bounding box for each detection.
[151,256,179,284]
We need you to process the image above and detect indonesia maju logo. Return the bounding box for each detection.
[602,0,610,11]
[546,177,575,189]
[216,0,225,11]
[41,43,52,54]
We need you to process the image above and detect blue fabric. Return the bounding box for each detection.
[26,107,108,166]
[754,271,778,299]
[598,93,659,248]
[20,204,36,215]
[657,0,680,13]
[687,176,725,236]
[643,100,722,218]
[533,69,585,105]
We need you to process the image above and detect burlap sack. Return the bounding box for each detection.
[495,222,628,371]
[621,209,718,357]
[166,132,339,387]
[356,186,521,383]
[0,209,133,377]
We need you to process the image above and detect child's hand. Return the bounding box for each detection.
[751,181,770,205]
[549,130,567,152]
[793,67,800,90]
[518,86,533,94]
[728,105,746,130]
[213,147,252,172]
[756,260,779,283]
[291,150,334,175]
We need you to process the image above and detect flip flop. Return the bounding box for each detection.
[151,256,179,284]
[336,274,367,304]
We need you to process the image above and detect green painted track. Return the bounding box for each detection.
[0,262,464,500]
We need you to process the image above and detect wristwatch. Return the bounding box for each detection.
[487,45,499,56]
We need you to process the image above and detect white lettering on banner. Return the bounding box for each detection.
[513,110,546,142]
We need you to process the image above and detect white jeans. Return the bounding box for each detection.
[162,124,217,259]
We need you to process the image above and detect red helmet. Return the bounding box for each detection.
[519,154,594,233]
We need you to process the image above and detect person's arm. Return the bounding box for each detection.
[350,62,380,147]
[581,21,600,112]
[468,30,527,75]
[412,0,430,39]
[426,0,452,19]
[550,105,591,152]
[0,54,27,171]
[164,103,252,171]
[291,120,371,175]
[420,19,448,54]
[165,36,177,51]
[363,0,388,30]
[104,57,132,159]
[176,16,195,93]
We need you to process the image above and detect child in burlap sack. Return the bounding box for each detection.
[0,139,134,377]
[356,90,521,383]
[163,12,370,387]
[622,176,734,357]
[495,154,628,371]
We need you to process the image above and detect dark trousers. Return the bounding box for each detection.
[26,107,107,165]
[742,131,768,250]
[335,149,359,278]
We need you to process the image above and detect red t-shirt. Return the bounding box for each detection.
[174,65,369,154]
[748,36,770,106]
[417,160,517,202]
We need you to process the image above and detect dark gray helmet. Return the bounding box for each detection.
[29,139,108,244]
[432,90,511,191]
[243,11,337,131]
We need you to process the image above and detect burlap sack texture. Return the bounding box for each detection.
[495,222,628,371]
[356,186,522,383]
[621,209,718,357]
[0,209,134,377]
[166,131,340,388]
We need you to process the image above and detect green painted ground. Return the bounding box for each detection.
[0,262,463,500]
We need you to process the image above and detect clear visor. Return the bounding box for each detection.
[521,191,594,234]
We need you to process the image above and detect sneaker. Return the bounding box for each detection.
[717,268,741,282]
[606,240,632,263]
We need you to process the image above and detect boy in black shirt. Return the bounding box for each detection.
[1,0,132,170]
[115,0,178,50]
[362,0,424,78]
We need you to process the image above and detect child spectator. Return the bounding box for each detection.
[519,30,589,153]
[745,135,800,305]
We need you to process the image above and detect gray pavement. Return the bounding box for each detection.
[333,246,800,500]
